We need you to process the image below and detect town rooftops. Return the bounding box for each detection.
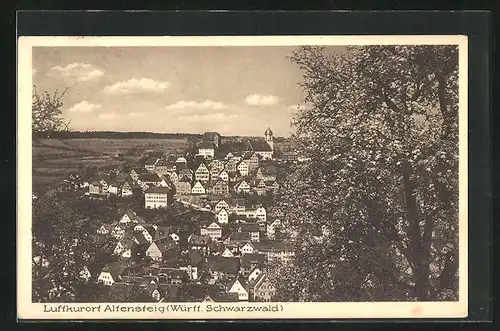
[240,253,266,267]
[102,262,128,280]
[227,231,251,242]
[238,223,260,233]
[145,157,160,165]
[188,234,212,246]
[247,140,272,152]
[139,173,161,182]
[207,256,240,274]
[144,186,172,194]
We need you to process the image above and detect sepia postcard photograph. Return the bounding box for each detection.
[17,35,468,320]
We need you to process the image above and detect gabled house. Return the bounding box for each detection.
[113,238,134,258]
[253,179,268,196]
[240,253,266,277]
[198,141,215,158]
[194,162,210,183]
[175,176,192,195]
[178,168,193,181]
[228,275,249,301]
[154,158,172,175]
[224,158,239,173]
[242,152,260,171]
[209,159,225,177]
[174,155,187,164]
[119,180,134,197]
[214,200,230,213]
[188,234,212,255]
[107,181,120,195]
[191,181,206,195]
[138,173,162,188]
[98,262,127,286]
[211,179,229,195]
[240,242,255,255]
[221,247,235,257]
[129,168,142,183]
[200,222,222,241]
[267,219,282,240]
[145,157,160,172]
[88,181,102,195]
[158,175,175,190]
[168,171,180,184]
[218,170,229,182]
[231,198,246,214]
[238,223,260,242]
[145,186,172,209]
[217,208,229,224]
[247,266,262,283]
[120,210,143,224]
[234,180,251,194]
[97,223,113,235]
[236,161,249,177]
[252,273,275,302]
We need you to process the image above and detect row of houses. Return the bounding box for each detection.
[88,209,292,302]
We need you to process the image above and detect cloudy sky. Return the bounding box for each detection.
[32,46,342,137]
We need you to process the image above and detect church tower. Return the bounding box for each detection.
[265,127,274,152]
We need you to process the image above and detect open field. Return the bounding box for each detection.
[32,138,189,192]
[63,138,188,155]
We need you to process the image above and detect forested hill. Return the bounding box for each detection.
[33,131,203,140]
[33,131,291,142]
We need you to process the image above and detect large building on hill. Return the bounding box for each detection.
[203,132,221,149]
[246,127,274,160]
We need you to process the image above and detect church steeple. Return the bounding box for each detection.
[265,127,274,152]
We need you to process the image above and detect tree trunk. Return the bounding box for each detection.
[401,161,430,300]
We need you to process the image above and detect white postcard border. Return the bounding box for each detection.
[17,35,468,320]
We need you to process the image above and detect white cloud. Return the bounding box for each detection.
[68,101,101,113]
[48,63,104,81]
[289,103,312,111]
[244,94,281,106]
[164,100,228,110]
[98,113,118,119]
[103,78,169,94]
[128,112,146,118]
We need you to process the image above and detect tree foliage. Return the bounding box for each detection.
[32,195,105,302]
[32,86,70,134]
[270,45,459,301]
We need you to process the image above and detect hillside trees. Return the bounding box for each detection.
[270,45,459,301]
[32,195,104,302]
[32,86,70,136]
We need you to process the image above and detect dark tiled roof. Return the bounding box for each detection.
[145,157,159,165]
[207,256,240,274]
[145,186,171,194]
[238,223,260,233]
[248,140,272,152]
[101,262,127,281]
[228,232,251,242]
[240,253,266,267]
[139,173,161,182]
[199,141,215,149]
